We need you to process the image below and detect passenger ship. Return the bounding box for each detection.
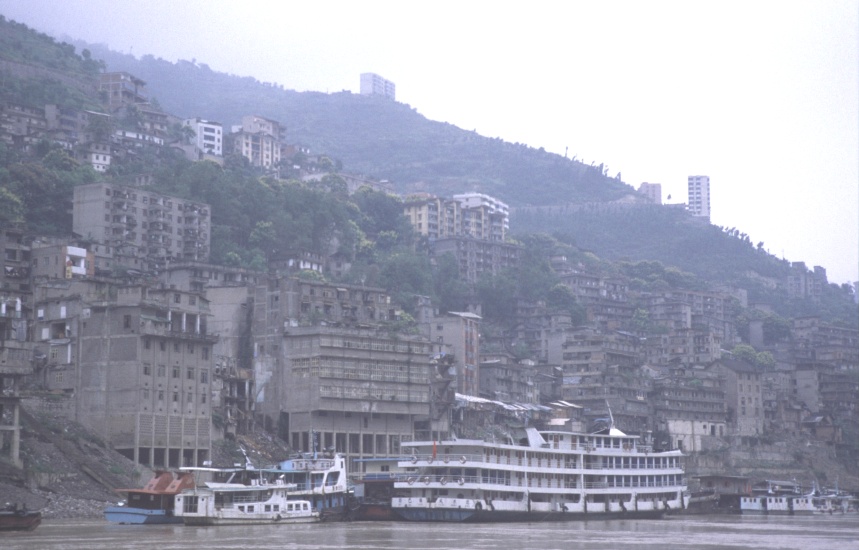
[392,426,687,522]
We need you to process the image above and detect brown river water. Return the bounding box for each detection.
[2,514,857,549]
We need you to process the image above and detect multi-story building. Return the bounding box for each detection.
[428,311,481,395]
[786,263,828,302]
[30,240,94,281]
[687,175,710,219]
[0,226,32,294]
[430,237,521,284]
[183,118,223,157]
[711,357,763,437]
[72,182,211,274]
[252,276,437,456]
[637,182,662,204]
[650,366,727,452]
[231,115,283,170]
[453,193,510,237]
[359,73,396,100]
[275,327,432,457]
[478,356,539,404]
[99,72,148,112]
[32,279,216,467]
[404,192,509,242]
[547,328,648,433]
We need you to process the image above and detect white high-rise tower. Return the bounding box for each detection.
[687,175,710,219]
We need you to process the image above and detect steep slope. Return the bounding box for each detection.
[74,42,633,206]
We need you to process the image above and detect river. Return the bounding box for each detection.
[3,515,858,549]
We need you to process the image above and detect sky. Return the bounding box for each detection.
[1,1,857,284]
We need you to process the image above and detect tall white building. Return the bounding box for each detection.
[360,73,396,100]
[183,118,223,156]
[687,175,710,219]
[452,193,510,233]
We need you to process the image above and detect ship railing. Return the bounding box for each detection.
[582,464,681,471]
[401,453,484,465]
[584,479,686,490]
[396,474,481,486]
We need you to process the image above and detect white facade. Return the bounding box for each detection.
[687,175,710,218]
[360,73,396,100]
[184,118,223,156]
[452,193,510,232]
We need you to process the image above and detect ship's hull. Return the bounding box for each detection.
[395,506,667,522]
[182,513,319,526]
[0,511,42,531]
[104,506,183,524]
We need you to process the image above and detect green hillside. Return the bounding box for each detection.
[75,43,631,206]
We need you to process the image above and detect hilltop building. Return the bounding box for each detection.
[360,73,396,100]
[687,175,710,218]
[638,182,662,204]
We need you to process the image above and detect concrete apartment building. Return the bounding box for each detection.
[72,182,211,274]
[711,357,763,437]
[252,276,435,457]
[99,72,148,112]
[360,73,396,100]
[637,182,662,204]
[650,366,727,452]
[687,175,711,218]
[431,237,521,284]
[183,117,223,157]
[428,311,481,395]
[231,115,284,170]
[404,192,509,242]
[32,279,216,467]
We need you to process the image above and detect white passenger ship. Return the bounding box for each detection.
[392,426,688,522]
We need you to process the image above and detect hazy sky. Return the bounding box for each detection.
[1,1,857,284]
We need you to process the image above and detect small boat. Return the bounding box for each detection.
[174,479,319,526]
[104,471,196,524]
[0,504,41,532]
[350,458,403,521]
[740,480,817,516]
[392,425,688,522]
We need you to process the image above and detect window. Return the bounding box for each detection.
[201,392,207,404]
[200,370,208,383]
[157,365,166,377]
[187,368,195,380]
[173,293,181,304]
[143,364,152,376]
[189,295,196,306]
[160,341,166,351]
[172,366,180,379]
[202,347,209,360]
[157,390,164,401]
[172,392,179,403]
[123,315,131,329]
[144,338,151,350]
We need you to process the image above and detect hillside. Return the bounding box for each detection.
[73,41,633,206]
[0,17,853,326]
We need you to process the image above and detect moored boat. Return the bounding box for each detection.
[174,479,319,526]
[104,471,195,524]
[392,426,688,522]
[0,504,41,532]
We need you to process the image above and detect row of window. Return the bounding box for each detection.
[142,363,209,383]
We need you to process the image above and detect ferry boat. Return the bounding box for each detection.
[104,471,195,524]
[176,451,351,522]
[174,479,319,526]
[392,426,687,522]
